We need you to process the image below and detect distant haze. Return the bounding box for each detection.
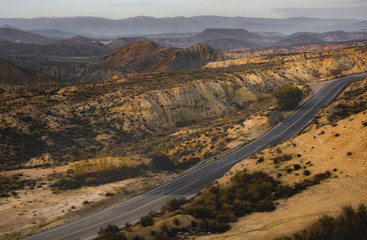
[1,16,367,37]
[0,0,366,20]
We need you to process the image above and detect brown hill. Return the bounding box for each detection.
[76,41,224,81]
[98,41,177,72]
[102,37,147,49]
[0,58,54,85]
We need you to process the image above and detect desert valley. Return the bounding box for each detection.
[0,14,367,240]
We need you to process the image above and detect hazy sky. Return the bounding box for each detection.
[0,0,366,20]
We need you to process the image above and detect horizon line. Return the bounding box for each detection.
[0,15,363,21]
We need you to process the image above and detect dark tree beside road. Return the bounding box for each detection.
[274,85,303,110]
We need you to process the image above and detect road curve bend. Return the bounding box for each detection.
[24,73,367,240]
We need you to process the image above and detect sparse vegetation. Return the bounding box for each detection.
[120,170,332,238]
[277,204,367,240]
[0,174,37,197]
[329,101,367,123]
[52,158,146,190]
[182,171,330,234]
[184,171,278,232]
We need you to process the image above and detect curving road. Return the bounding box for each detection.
[24,73,367,240]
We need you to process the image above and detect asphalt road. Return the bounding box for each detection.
[24,73,367,240]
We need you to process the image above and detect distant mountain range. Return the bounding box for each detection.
[0,16,366,37]
[1,25,367,83]
[1,26,367,52]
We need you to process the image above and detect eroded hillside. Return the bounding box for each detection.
[101,78,367,240]
[196,77,367,240]
[1,45,367,169]
[1,41,367,240]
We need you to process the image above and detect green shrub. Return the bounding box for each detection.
[184,171,279,233]
[173,218,180,226]
[96,224,126,240]
[176,157,200,170]
[278,204,367,240]
[273,154,292,164]
[53,177,81,189]
[199,220,230,233]
[52,163,144,190]
[274,85,302,111]
[161,198,186,213]
[151,155,175,171]
[183,170,332,235]
[140,212,155,227]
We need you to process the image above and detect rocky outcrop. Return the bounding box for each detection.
[228,107,283,139]
[170,43,225,70]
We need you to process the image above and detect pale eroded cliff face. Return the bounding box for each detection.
[207,46,367,82]
[105,46,367,132]
[107,80,256,131]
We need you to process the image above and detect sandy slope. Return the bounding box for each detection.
[198,109,367,240]
[0,164,178,240]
